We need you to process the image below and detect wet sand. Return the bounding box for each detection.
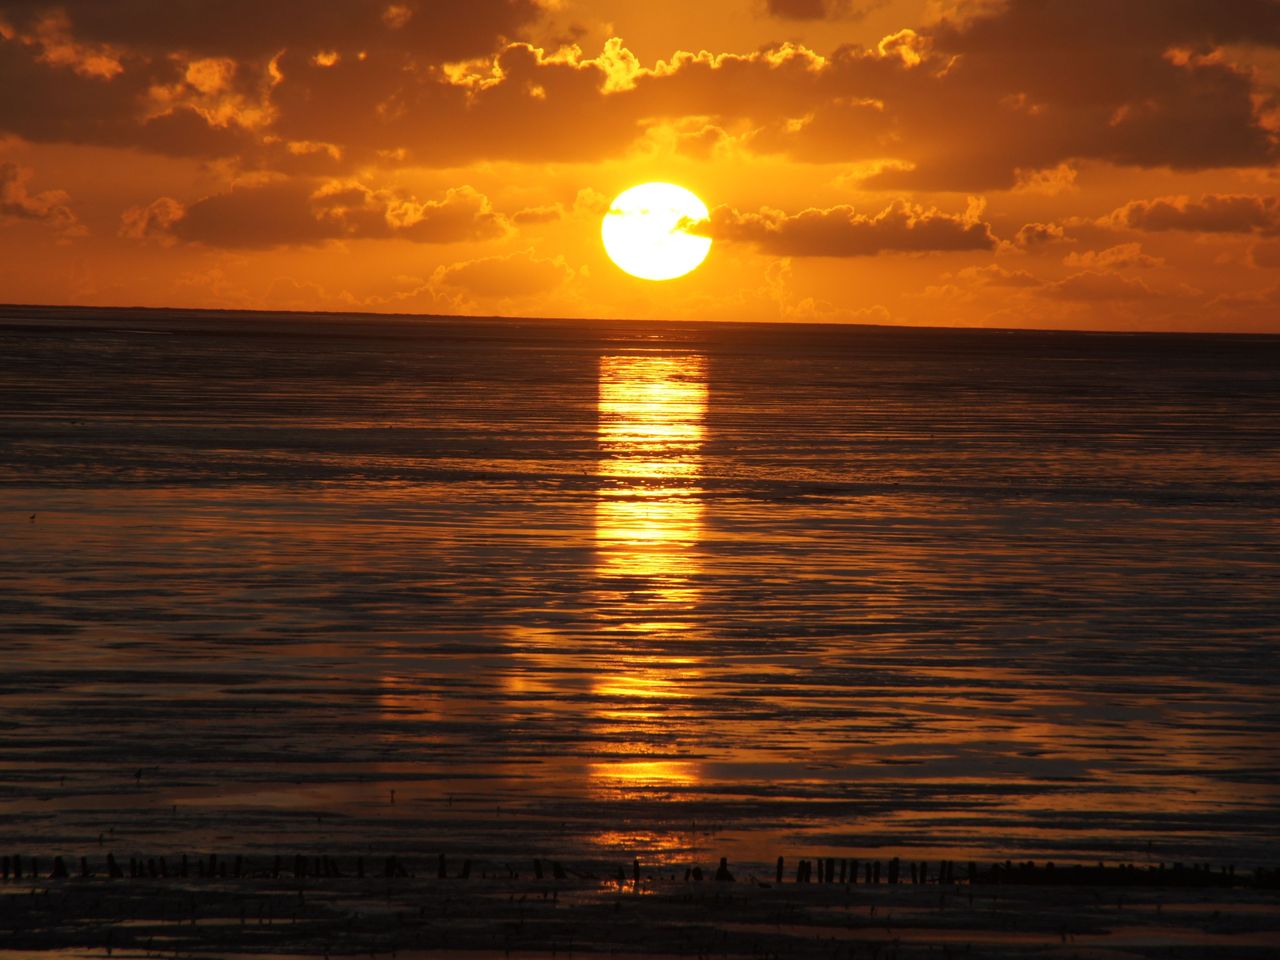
[3,857,1279,959]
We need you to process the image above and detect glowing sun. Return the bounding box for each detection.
[602,182,712,281]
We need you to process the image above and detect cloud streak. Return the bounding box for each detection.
[701,199,997,256]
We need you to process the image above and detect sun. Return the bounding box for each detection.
[602,182,712,281]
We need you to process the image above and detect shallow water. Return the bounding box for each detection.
[2,307,1278,869]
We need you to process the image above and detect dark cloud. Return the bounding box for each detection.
[1103,194,1280,234]
[0,160,80,232]
[702,199,997,256]
[763,0,884,20]
[164,179,508,248]
[0,1,542,61]
[1,0,1276,187]
[854,0,1280,188]
[267,41,645,167]
[0,30,261,157]
[1015,221,1067,248]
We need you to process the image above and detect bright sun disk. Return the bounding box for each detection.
[602,182,712,282]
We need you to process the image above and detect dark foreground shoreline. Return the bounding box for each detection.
[4,852,1279,959]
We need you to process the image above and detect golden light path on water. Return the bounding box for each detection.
[5,316,1279,876]
[589,356,709,810]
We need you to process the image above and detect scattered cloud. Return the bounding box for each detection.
[0,161,82,235]
[512,203,565,225]
[1014,221,1067,248]
[152,179,509,249]
[762,0,887,20]
[1041,270,1161,301]
[1063,242,1165,269]
[1102,193,1280,234]
[701,198,997,256]
[119,196,184,244]
[430,250,575,299]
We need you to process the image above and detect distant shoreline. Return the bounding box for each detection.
[3,301,1277,340]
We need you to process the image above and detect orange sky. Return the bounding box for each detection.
[1,0,1278,331]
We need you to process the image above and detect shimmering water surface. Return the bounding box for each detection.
[2,307,1278,869]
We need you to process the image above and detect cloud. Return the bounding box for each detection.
[512,203,564,225]
[0,1,543,61]
[953,263,1041,287]
[3,0,1278,184]
[431,250,574,298]
[763,0,886,20]
[1102,194,1280,234]
[1063,243,1165,269]
[1250,239,1280,268]
[858,0,1280,188]
[118,196,184,243]
[1013,163,1078,196]
[1014,221,1067,248]
[0,161,82,234]
[701,198,997,256]
[161,179,508,249]
[1041,270,1161,301]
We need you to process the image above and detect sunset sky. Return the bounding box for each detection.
[1,0,1278,331]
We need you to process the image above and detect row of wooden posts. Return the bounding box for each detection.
[1,853,1272,888]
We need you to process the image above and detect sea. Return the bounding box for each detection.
[2,305,1278,872]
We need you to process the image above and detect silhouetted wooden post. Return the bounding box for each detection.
[553,861,567,880]
[889,858,899,884]
[873,861,881,884]
[919,861,928,885]
[460,859,471,880]
[715,857,734,882]
[80,856,91,879]
[107,853,123,879]
[839,859,847,884]
[776,856,784,884]
[53,856,68,879]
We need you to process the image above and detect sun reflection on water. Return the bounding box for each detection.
[595,355,708,604]
[589,355,709,816]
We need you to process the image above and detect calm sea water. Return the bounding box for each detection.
[2,307,1278,869]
